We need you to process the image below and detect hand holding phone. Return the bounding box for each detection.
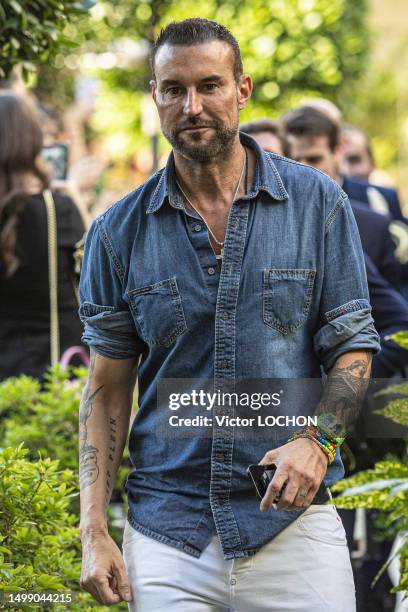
[247,463,330,510]
[247,464,282,501]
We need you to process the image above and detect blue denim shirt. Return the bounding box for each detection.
[79,133,380,560]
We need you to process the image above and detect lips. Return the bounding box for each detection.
[180,126,213,132]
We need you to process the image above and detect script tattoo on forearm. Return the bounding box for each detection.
[105,416,117,506]
[79,353,104,490]
[316,351,372,437]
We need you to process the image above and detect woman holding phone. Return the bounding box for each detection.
[0,91,86,380]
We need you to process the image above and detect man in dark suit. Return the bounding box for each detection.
[340,127,408,270]
[282,106,402,288]
[342,175,406,223]
[341,126,405,219]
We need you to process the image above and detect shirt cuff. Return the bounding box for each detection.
[314,299,381,371]
[79,301,144,359]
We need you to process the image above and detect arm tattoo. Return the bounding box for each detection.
[316,350,372,438]
[105,416,117,506]
[79,353,104,490]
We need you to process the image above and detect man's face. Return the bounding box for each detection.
[340,131,373,181]
[287,134,339,179]
[151,41,252,162]
[250,131,284,156]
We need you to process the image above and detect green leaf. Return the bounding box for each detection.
[9,0,23,14]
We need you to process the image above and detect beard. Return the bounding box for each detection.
[162,117,238,163]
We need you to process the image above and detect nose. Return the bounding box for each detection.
[183,88,203,117]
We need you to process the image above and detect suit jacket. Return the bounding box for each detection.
[343,176,405,223]
[365,254,408,377]
[351,200,401,287]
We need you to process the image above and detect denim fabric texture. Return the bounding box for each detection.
[79,133,380,560]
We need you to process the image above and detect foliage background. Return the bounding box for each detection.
[30,0,370,158]
[2,1,408,202]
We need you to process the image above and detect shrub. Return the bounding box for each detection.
[0,366,131,509]
[333,331,408,596]
[0,0,86,79]
[0,444,123,610]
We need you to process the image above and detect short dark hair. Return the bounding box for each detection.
[282,106,340,151]
[240,118,288,155]
[151,18,243,82]
[239,118,281,137]
[342,125,374,162]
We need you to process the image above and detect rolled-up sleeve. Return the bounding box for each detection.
[314,193,381,371]
[79,219,145,359]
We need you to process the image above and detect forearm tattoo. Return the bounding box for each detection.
[105,416,117,506]
[79,353,104,490]
[316,351,372,437]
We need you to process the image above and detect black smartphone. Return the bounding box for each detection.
[42,143,69,180]
[247,463,330,504]
[247,464,278,500]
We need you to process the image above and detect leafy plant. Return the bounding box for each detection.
[0,365,133,555]
[333,331,408,596]
[0,364,135,609]
[0,444,118,610]
[0,0,87,79]
[0,365,131,501]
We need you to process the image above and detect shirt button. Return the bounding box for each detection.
[207,267,216,275]
[230,578,236,586]
[193,223,202,232]
[221,311,229,320]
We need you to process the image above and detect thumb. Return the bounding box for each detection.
[113,564,132,602]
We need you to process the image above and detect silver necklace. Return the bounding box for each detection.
[176,150,247,257]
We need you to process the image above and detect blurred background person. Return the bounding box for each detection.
[282,106,403,290]
[0,92,86,381]
[239,118,288,156]
[341,125,375,183]
[341,125,407,224]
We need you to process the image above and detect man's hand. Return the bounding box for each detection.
[80,530,132,605]
[258,438,328,512]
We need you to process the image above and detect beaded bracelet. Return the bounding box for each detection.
[288,429,337,464]
[289,432,336,464]
[307,428,337,461]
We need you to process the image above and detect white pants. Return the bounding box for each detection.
[122,504,356,612]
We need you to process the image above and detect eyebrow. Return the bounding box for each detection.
[159,75,224,88]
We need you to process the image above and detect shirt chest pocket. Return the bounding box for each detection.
[128,277,187,347]
[262,268,316,335]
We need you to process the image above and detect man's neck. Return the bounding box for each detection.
[173,137,251,209]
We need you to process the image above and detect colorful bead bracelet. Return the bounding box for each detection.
[288,427,339,465]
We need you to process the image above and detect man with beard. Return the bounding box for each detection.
[78,18,379,611]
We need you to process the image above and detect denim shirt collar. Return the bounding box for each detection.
[146,132,289,214]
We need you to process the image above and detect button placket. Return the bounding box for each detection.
[184,209,220,290]
[210,198,251,557]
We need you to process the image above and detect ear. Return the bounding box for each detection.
[237,74,252,111]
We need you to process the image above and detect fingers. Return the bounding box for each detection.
[276,480,300,511]
[112,562,133,602]
[260,467,288,512]
[81,571,121,605]
[258,449,278,466]
[292,486,313,509]
[80,539,132,605]
[94,575,122,605]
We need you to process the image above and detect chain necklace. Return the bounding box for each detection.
[176,148,248,258]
